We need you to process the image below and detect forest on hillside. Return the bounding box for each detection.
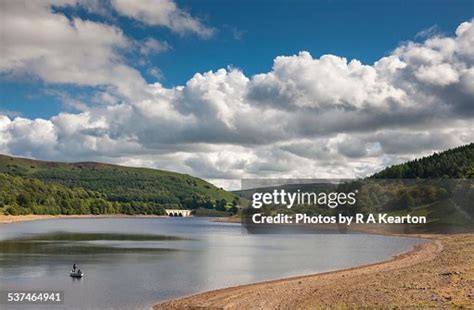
[0,171,239,216]
[1,143,472,217]
[0,155,239,216]
[239,143,474,230]
[372,143,474,179]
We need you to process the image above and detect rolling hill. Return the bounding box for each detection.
[0,154,237,216]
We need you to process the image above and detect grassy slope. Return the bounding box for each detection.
[0,154,236,206]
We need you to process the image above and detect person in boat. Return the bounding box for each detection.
[77,269,81,274]
[72,263,77,272]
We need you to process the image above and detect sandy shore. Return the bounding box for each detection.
[0,214,166,224]
[155,234,474,309]
[213,216,240,223]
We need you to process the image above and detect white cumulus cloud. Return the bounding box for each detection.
[110,0,214,38]
[1,14,474,189]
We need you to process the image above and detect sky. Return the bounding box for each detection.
[0,0,473,189]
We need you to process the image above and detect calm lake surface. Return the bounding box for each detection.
[0,217,423,309]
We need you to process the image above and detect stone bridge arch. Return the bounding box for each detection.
[165,209,192,217]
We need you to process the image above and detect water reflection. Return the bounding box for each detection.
[0,232,187,255]
[0,218,423,310]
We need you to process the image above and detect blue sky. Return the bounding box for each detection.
[0,0,473,188]
[1,0,473,119]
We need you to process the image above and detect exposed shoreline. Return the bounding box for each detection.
[154,233,474,309]
[0,214,167,224]
[2,214,472,308]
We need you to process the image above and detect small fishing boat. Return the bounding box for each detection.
[70,270,84,278]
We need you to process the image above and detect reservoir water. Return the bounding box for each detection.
[0,217,423,309]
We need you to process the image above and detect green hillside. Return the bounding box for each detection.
[0,173,116,215]
[235,144,474,232]
[366,143,474,230]
[372,143,474,179]
[0,154,237,216]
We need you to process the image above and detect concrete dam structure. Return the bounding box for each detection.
[165,209,192,217]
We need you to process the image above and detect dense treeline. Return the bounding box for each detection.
[357,143,474,225]
[347,179,474,217]
[30,167,233,207]
[0,155,239,216]
[240,143,474,229]
[0,173,130,215]
[372,143,474,179]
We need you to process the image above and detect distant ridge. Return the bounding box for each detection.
[0,154,237,216]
